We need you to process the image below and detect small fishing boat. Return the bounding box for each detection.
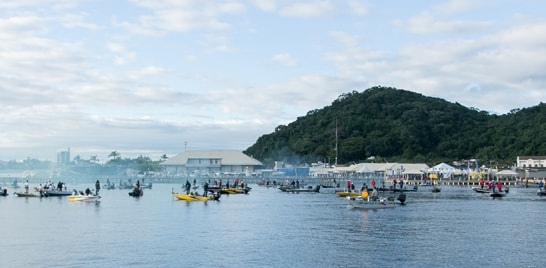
[129,188,143,197]
[347,196,396,209]
[335,191,360,198]
[537,189,546,196]
[67,195,101,202]
[172,193,220,201]
[472,187,491,193]
[220,187,251,194]
[490,192,506,198]
[14,192,41,197]
[0,189,9,196]
[279,185,320,193]
[43,189,73,197]
[431,187,441,193]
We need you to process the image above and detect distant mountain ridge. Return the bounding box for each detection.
[244,86,546,167]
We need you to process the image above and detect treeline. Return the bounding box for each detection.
[244,86,546,168]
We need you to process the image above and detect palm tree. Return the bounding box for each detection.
[108,150,121,160]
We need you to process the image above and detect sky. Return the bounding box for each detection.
[1,0,545,162]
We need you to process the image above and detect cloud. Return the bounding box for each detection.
[272,52,298,67]
[121,0,246,34]
[279,1,334,18]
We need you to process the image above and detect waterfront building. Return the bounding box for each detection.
[160,150,263,177]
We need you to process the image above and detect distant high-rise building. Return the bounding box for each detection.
[57,148,70,166]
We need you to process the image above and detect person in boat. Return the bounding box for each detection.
[203,181,209,197]
[85,188,92,196]
[399,179,404,189]
[371,178,376,189]
[361,188,369,201]
[24,180,29,193]
[496,181,502,192]
[185,180,191,194]
[346,180,351,193]
[538,180,544,190]
[95,180,101,195]
[370,188,378,201]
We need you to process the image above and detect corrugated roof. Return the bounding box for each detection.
[160,150,263,166]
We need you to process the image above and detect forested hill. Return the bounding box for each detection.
[244,86,546,168]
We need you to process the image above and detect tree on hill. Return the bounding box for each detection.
[244,86,545,168]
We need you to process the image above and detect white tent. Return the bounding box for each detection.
[428,162,459,179]
[496,170,518,177]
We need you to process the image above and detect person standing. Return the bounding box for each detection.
[203,181,209,197]
[185,180,191,194]
[95,180,101,195]
[371,178,376,189]
[24,180,29,193]
[346,180,351,192]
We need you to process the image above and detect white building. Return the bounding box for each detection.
[160,150,263,176]
[517,156,546,168]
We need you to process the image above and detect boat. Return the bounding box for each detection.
[43,189,73,197]
[220,187,251,194]
[537,189,546,196]
[472,187,491,193]
[279,185,320,193]
[347,196,396,209]
[335,191,360,198]
[490,192,505,198]
[129,188,143,197]
[472,186,509,194]
[172,192,220,201]
[375,185,418,192]
[67,195,101,202]
[0,189,9,196]
[14,192,41,197]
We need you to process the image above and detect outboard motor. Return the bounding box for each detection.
[397,192,407,204]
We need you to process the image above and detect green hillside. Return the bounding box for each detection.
[244,86,546,168]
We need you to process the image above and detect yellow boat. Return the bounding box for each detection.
[172,193,214,201]
[67,195,100,202]
[336,191,360,198]
[220,187,251,194]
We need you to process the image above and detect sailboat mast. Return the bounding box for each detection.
[335,119,338,166]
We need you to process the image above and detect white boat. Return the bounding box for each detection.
[347,196,396,209]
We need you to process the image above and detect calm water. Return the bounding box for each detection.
[1,182,545,268]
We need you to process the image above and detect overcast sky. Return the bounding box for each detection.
[1,0,545,162]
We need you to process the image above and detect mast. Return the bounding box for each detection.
[335,119,338,166]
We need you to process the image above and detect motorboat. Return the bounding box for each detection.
[279,185,320,193]
[347,196,396,209]
[14,192,41,197]
[67,194,101,202]
[43,189,73,197]
[172,192,219,201]
[335,191,360,198]
[129,188,143,197]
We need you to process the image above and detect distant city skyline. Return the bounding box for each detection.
[1,1,546,161]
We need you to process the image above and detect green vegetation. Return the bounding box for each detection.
[244,86,546,168]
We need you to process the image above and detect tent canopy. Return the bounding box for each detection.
[496,170,518,176]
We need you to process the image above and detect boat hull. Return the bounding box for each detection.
[336,191,360,197]
[347,197,396,209]
[67,195,100,202]
[14,192,41,197]
[173,193,215,201]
